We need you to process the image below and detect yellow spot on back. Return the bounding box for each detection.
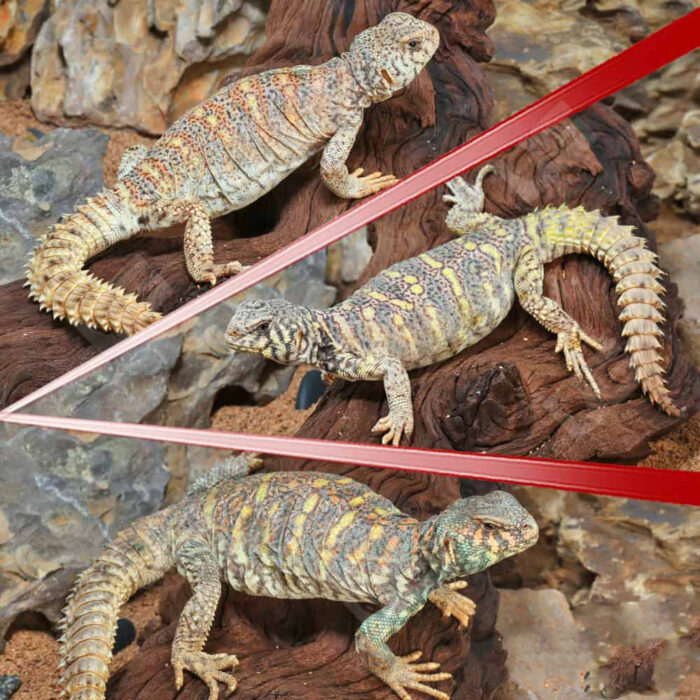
[425,304,447,348]
[464,240,477,251]
[369,522,384,541]
[255,482,269,503]
[293,513,307,538]
[479,243,502,275]
[390,299,413,311]
[410,284,424,295]
[420,253,443,269]
[348,494,369,508]
[326,511,356,548]
[336,478,353,484]
[303,493,319,513]
[206,114,218,126]
[404,275,418,283]
[443,267,471,322]
[369,291,388,302]
[385,270,401,278]
[362,307,376,321]
[313,478,330,488]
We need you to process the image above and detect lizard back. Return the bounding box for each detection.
[325,225,519,368]
[206,472,424,604]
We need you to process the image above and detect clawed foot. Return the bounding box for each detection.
[443,165,494,209]
[371,409,414,446]
[321,371,337,386]
[374,651,452,700]
[429,581,476,628]
[173,650,239,700]
[349,167,399,197]
[555,324,604,398]
[200,261,248,287]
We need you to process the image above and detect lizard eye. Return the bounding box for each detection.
[257,321,270,332]
[408,39,419,49]
[483,522,496,531]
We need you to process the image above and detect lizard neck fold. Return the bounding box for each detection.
[338,52,388,105]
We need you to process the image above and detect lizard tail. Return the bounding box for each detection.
[537,205,679,416]
[58,521,173,699]
[25,188,161,335]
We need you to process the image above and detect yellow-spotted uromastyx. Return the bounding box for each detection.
[58,454,538,700]
[226,165,680,445]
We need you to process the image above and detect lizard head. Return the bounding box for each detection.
[225,298,319,365]
[345,13,439,102]
[431,490,538,579]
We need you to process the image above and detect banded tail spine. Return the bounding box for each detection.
[58,523,172,699]
[536,205,679,416]
[25,187,161,335]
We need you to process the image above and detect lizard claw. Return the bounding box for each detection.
[348,168,399,198]
[555,324,603,399]
[371,409,414,446]
[444,165,495,208]
[172,650,239,700]
[196,261,247,287]
[429,581,476,628]
[373,651,452,700]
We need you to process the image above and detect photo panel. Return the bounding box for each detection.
[0,2,697,699]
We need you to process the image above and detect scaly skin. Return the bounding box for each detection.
[26,13,439,335]
[58,454,538,700]
[226,165,680,445]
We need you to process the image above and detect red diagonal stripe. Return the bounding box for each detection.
[1,412,698,505]
[5,10,698,416]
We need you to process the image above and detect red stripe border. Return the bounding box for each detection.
[1,413,698,505]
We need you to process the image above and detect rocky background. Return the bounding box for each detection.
[0,0,697,698]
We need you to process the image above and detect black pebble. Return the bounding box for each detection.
[0,675,21,700]
[295,370,326,410]
[112,618,136,654]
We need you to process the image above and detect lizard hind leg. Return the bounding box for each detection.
[514,248,604,399]
[144,199,247,287]
[171,539,239,700]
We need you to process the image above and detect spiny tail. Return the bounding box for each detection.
[25,187,161,335]
[58,521,172,699]
[536,205,680,416]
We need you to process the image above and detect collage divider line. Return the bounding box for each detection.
[1,412,699,505]
[3,9,697,417]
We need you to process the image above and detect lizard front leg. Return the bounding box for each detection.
[443,164,495,236]
[321,116,398,199]
[145,199,247,286]
[514,247,604,398]
[335,352,414,446]
[171,539,239,700]
[355,597,452,700]
[428,581,476,628]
